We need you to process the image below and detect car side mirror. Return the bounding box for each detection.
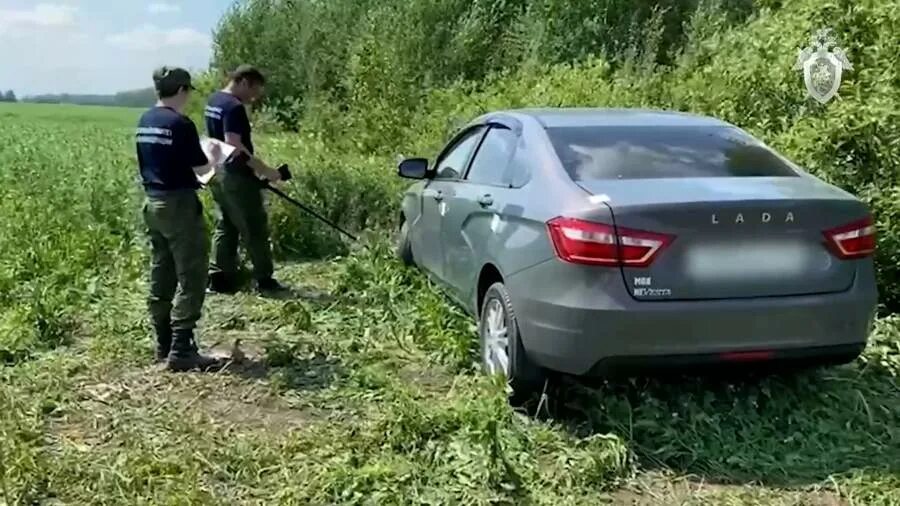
[398,158,429,179]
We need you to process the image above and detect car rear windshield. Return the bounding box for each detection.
[545,125,801,180]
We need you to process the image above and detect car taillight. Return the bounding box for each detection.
[823,216,876,259]
[546,217,674,267]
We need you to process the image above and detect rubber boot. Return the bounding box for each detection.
[166,329,225,373]
[154,324,172,362]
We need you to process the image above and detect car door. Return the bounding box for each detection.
[441,124,520,307]
[414,125,486,283]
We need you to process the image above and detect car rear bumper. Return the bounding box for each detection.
[507,260,879,377]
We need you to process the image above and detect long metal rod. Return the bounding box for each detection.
[262,183,359,241]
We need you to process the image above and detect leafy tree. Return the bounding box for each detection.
[4,90,16,102]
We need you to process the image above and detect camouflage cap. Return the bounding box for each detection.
[152,66,196,94]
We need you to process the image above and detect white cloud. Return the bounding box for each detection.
[106,24,211,51]
[0,5,220,96]
[148,3,181,15]
[0,3,78,30]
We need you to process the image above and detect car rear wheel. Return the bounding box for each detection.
[479,282,546,404]
[395,219,414,266]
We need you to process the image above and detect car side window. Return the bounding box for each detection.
[465,126,517,186]
[504,135,531,188]
[434,127,485,180]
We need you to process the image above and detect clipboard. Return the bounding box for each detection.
[196,137,238,185]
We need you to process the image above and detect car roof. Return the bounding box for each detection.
[487,107,732,128]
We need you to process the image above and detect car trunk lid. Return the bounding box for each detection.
[575,177,869,301]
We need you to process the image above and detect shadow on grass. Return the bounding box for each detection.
[218,354,270,380]
[543,361,900,488]
[256,285,335,303]
[206,336,345,393]
[268,353,346,391]
[223,264,336,304]
[213,353,344,394]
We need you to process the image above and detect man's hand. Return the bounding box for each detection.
[246,156,282,183]
[262,164,291,185]
[222,131,286,184]
[265,166,282,183]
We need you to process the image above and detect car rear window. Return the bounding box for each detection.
[545,125,801,180]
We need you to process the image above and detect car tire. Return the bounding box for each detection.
[395,219,414,266]
[479,282,546,405]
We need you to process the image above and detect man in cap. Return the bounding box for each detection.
[136,66,224,372]
[204,64,289,296]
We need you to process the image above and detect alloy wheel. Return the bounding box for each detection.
[482,298,510,377]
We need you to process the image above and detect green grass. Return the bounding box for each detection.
[0,102,143,125]
[0,103,898,505]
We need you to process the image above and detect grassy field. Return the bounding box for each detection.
[0,102,898,505]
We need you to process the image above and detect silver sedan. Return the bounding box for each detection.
[395,108,879,402]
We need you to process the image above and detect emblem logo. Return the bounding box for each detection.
[711,212,795,224]
[793,27,852,104]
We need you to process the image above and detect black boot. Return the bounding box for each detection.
[166,329,225,373]
[154,324,172,362]
[207,272,238,295]
[255,277,289,294]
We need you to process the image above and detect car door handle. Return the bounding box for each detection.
[477,194,494,207]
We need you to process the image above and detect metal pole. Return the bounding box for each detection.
[262,182,359,241]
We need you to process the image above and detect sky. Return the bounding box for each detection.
[0,0,236,96]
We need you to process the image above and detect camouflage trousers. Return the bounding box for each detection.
[143,190,209,332]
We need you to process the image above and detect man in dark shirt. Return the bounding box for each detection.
[137,66,223,372]
[204,65,289,296]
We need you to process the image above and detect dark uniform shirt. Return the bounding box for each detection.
[136,106,208,195]
[204,91,253,154]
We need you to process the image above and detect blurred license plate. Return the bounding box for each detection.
[683,241,815,281]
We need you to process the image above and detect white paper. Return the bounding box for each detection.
[196,137,238,185]
[201,137,237,164]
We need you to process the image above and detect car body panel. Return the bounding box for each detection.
[506,256,878,375]
[400,182,425,255]
[443,184,558,313]
[441,181,492,303]
[414,181,447,279]
[397,107,879,376]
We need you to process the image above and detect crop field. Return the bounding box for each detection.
[0,99,898,505]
